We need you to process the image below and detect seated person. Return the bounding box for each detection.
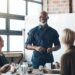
[0,64,10,73]
[61,28,75,75]
[0,36,16,73]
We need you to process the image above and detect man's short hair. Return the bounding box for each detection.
[39,11,49,19]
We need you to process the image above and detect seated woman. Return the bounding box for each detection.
[61,28,75,75]
[0,64,10,73]
[0,36,15,73]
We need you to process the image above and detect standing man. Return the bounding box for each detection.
[25,11,61,69]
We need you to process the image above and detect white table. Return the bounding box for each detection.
[43,74,60,75]
[1,69,60,75]
[2,73,60,75]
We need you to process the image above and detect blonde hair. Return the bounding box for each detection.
[62,28,75,46]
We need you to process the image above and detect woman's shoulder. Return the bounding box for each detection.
[61,53,71,63]
[61,53,69,59]
[61,46,75,59]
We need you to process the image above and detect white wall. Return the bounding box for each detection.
[25,13,75,63]
[48,13,75,62]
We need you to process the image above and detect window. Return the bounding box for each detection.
[10,19,25,31]
[9,0,26,15]
[0,0,25,51]
[0,18,6,29]
[0,0,42,52]
[0,0,7,13]
[10,36,24,51]
[28,2,42,16]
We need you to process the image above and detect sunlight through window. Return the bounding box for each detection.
[9,0,25,15]
[10,36,23,51]
[28,2,42,16]
[1,35,7,51]
[0,18,6,29]
[0,0,7,13]
[10,19,25,31]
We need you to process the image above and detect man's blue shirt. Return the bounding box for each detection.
[26,24,60,68]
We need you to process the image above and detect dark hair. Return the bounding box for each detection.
[39,11,49,19]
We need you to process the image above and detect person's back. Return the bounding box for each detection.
[61,46,75,75]
[61,28,75,75]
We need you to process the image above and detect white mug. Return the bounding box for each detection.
[45,63,51,70]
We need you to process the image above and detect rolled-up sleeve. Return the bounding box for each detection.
[53,30,60,46]
[25,30,35,47]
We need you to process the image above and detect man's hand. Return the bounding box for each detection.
[47,45,61,53]
[35,46,45,52]
[47,48,53,53]
[0,64,11,73]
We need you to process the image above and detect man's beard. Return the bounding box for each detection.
[40,22,47,26]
